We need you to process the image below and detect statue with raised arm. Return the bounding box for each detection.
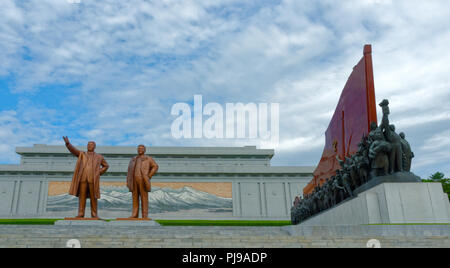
[126,145,159,219]
[63,136,109,219]
[379,99,403,173]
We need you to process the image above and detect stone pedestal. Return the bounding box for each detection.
[300,182,450,226]
[64,217,100,221]
[116,218,152,221]
[55,219,161,226]
[109,220,161,226]
[55,219,107,226]
[353,172,421,195]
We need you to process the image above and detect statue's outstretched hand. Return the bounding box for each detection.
[63,136,80,157]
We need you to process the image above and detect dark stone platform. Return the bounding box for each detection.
[353,171,422,195]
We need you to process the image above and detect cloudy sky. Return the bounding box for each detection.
[0,0,449,179]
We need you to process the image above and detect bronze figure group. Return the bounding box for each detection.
[291,99,415,225]
[64,137,159,220]
[61,98,415,223]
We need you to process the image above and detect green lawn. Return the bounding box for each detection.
[0,219,292,226]
[0,219,60,225]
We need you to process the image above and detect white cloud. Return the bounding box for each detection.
[421,130,450,152]
[0,0,450,178]
[0,110,58,162]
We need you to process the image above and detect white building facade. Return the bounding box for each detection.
[0,144,314,220]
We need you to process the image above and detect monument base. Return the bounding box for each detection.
[299,182,450,226]
[109,220,161,226]
[55,219,161,226]
[64,217,101,221]
[354,172,421,195]
[116,218,152,221]
[56,219,107,226]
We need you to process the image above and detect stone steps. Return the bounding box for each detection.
[0,225,449,248]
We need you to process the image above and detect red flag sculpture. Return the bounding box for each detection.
[303,45,377,195]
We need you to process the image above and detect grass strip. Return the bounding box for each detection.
[0,219,60,225]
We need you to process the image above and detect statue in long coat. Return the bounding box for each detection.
[126,145,159,219]
[63,136,109,218]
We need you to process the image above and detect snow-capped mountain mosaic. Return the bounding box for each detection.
[46,186,232,214]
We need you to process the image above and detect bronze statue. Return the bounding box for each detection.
[126,145,159,219]
[355,137,370,184]
[331,176,345,205]
[340,170,354,198]
[399,132,414,172]
[63,136,109,219]
[289,100,419,225]
[379,99,403,173]
[368,122,391,177]
[346,156,360,189]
